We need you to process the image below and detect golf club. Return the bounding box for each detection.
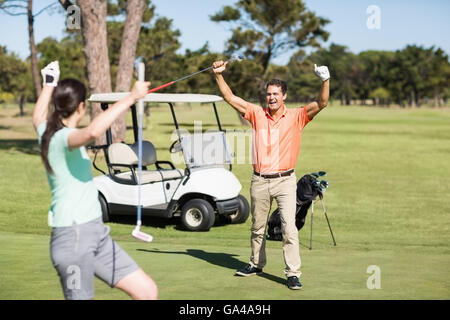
[146,55,245,94]
[311,171,327,178]
[131,61,153,243]
[320,180,329,188]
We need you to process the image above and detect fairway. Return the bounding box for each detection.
[0,102,449,300]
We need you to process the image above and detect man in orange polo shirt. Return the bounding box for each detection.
[212,60,330,290]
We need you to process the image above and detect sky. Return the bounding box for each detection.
[0,0,449,65]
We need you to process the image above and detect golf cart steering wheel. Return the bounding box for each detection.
[169,140,182,153]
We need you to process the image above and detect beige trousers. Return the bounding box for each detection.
[249,172,301,278]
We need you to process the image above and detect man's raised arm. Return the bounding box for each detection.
[306,64,330,120]
[213,60,256,116]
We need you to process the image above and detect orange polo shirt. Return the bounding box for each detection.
[244,104,311,174]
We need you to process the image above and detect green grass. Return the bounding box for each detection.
[0,102,449,299]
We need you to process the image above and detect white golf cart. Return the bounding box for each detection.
[88,92,249,231]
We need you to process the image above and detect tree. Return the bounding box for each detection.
[369,87,390,107]
[424,47,449,108]
[211,0,329,105]
[0,0,60,99]
[0,46,33,115]
[387,45,449,107]
[308,43,356,105]
[37,34,87,87]
[286,50,320,103]
[57,0,162,144]
[71,0,113,145]
[357,50,394,105]
[110,0,151,92]
[135,16,181,88]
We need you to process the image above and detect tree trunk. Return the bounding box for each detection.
[345,95,351,105]
[433,89,439,108]
[115,0,145,92]
[113,0,146,141]
[409,90,416,108]
[78,0,112,145]
[27,0,41,100]
[18,95,25,116]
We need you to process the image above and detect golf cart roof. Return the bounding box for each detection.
[88,92,223,104]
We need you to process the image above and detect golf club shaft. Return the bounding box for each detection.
[147,81,175,93]
[137,62,145,224]
[146,66,213,94]
[146,57,241,94]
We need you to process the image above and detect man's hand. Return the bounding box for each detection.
[213,60,228,74]
[41,61,60,87]
[314,64,330,82]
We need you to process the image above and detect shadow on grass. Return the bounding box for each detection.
[0,139,40,155]
[137,248,287,286]
[138,248,246,271]
[110,214,237,230]
[109,215,180,229]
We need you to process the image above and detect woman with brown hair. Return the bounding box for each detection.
[33,61,158,300]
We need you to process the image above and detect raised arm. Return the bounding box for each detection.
[212,60,258,116]
[33,61,60,129]
[306,64,330,120]
[67,81,150,149]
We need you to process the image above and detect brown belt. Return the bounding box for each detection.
[253,169,294,179]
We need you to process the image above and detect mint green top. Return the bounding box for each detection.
[37,122,102,227]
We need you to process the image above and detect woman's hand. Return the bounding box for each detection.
[41,61,60,87]
[131,81,151,101]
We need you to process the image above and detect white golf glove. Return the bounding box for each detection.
[314,64,330,82]
[41,61,60,87]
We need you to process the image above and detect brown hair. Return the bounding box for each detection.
[266,79,287,95]
[41,78,86,174]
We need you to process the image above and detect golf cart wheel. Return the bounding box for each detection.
[181,199,215,231]
[228,195,250,224]
[98,193,110,222]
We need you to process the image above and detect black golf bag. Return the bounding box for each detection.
[267,174,323,241]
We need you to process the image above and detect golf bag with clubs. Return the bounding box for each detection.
[267,172,327,241]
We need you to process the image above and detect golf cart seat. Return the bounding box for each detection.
[107,141,183,184]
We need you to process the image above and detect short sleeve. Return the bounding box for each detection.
[52,127,75,150]
[298,107,311,129]
[61,127,76,149]
[37,122,47,138]
[243,104,257,125]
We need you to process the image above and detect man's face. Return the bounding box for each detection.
[266,85,286,113]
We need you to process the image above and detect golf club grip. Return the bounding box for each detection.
[147,81,175,93]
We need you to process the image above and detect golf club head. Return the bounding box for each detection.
[318,171,327,177]
[320,180,329,189]
[311,172,319,178]
[132,226,153,243]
